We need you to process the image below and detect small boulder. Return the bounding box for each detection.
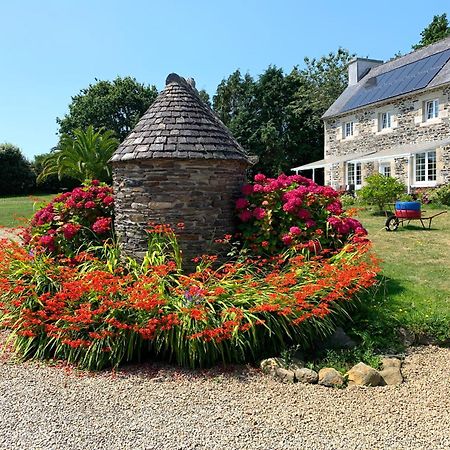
[295,368,319,384]
[381,357,402,370]
[346,362,382,387]
[275,367,295,383]
[260,357,282,375]
[379,367,403,385]
[318,368,344,387]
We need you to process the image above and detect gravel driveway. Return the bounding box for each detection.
[0,227,21,242]
[0,342,449,450]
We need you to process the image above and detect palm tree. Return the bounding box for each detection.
[38,126,119,183]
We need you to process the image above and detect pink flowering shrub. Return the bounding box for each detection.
[236,173,367,255]
[23,180,114,255]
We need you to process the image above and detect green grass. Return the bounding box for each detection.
[0,194,54,227]
[353,206,450,346]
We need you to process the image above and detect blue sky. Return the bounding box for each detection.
[1,0,449,159]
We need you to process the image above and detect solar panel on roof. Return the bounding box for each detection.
[342,49,450,113]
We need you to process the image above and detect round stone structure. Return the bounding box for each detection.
[110,73,253,265]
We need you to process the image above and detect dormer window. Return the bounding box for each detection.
[343,121,354,138]
[379,112,392,130]
[425,99,439,120]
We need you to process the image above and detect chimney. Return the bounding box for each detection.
[348,58,383,86]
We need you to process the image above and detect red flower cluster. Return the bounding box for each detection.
[236,173,367,255]
[25,181,114,256]
[92,218,111,235]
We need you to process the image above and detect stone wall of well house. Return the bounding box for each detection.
[324,85,450,187]
[113,159,247,264]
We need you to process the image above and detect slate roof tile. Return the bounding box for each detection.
[111,73,252,163]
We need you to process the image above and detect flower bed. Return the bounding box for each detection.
[0,234,378,370]
[0,178,379,370]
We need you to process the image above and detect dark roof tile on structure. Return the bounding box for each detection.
[111,73,252,163]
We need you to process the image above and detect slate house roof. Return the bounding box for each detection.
[324,36,450,119]
[111,73,252,163]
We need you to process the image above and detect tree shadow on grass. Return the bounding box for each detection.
[395,224,438,232]
[341,276,407,353]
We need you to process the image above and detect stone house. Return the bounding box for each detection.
[293,37,450,192]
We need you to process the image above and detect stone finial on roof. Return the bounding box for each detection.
[110,73,252,163]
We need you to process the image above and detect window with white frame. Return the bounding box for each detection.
[424,99,439,121]
[414,151,436,183]
[343,121,354,138]
[379,162,391,177]
[347,162,362,187]
[379,112,392,130]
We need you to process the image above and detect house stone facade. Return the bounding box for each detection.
[293,37,450,192]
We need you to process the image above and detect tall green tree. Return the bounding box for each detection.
[38,126,119,183]
[412,13,450,50]
[213,49,352,176]
[197,89,211,107]
[213,70,259,165]
[57,77,158,141]
[0,144,35,195]
[32,152,78,193]
[291,48,354,167]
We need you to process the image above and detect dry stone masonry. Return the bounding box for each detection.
[111,73,253,265]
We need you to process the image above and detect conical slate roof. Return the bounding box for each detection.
[111,73,251,163]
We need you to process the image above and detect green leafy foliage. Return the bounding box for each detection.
[0,143,35,196]
[57,76,158,141]
[32,153,78,193]
[37,126,119,183]
[430,184,450,206]
[213,49,353,176]
[358,174,406,211]
[412,13,450,50]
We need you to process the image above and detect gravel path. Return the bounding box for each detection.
[0,227,21,242]
[0,343,449,450]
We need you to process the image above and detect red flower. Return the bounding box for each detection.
[236,198,249,210]
[289,226,301,236]
[39,233,55,252]
[92,217,111,234]
[239,210,253,222]
[253,207,266,220]
[241,184,254,196]
[62,223,81,240]
[85,201,96,209]
[102,196,114,206]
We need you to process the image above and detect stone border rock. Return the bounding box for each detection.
[260,356,403,388]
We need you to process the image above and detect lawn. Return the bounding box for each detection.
[0,194,54,227]
[355,206,450,344]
